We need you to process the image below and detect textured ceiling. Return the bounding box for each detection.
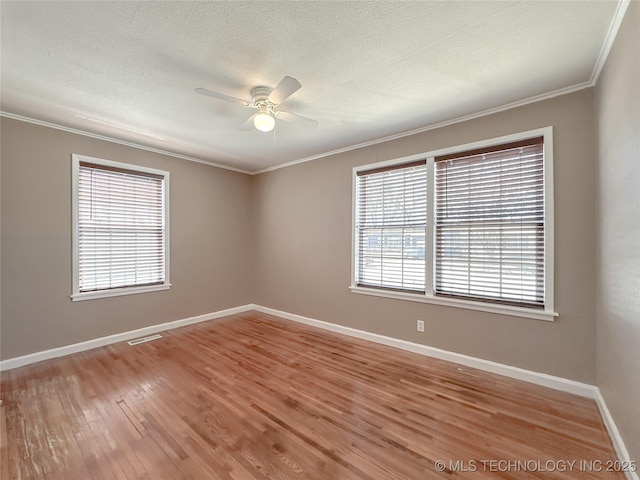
[1,1,622,173]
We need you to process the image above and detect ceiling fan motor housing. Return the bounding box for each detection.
[251,86,273,104]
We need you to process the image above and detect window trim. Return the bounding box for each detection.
[354,160,427,293]
[351,127,557,322]
[71,154,171,301]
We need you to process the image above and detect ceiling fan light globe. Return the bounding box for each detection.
[254,113,275,132]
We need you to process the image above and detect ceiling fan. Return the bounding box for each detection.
[195,76,318,132]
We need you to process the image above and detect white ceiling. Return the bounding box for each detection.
[1,1,623,173]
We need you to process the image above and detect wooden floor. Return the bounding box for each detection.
[1,311,624,479]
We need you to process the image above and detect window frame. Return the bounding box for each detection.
[350,127,557,322]
[354,160,428,293]
[71,154,171,301]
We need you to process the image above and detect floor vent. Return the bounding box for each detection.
[127,334,163,346]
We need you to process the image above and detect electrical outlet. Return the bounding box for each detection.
[417,320,425,332]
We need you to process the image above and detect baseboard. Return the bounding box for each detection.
[594,390,639,480]
[1,304,597,396]
[250,304,597,398]
[0,304,253,371]
[2,303,635,478]
[252,304,640,477]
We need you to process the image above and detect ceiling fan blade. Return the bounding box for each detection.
[195,88,249,106]
[277,110,318,128]
[267,76,301,105]
[239,113,258,131]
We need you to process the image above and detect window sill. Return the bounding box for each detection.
[71,283,171,302]
[349,286,558,322]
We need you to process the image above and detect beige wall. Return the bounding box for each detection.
[0,118,253,359]
[253,89,599,383]
[596,1,640,464]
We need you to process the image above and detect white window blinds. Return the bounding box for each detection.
[355,161,427,292]
[434,138,545,308]
[77,162,166,293]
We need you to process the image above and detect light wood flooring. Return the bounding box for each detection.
[0,311,624,479]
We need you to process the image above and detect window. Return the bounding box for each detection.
[355,161,427,292]
[435,138,544,308]
[351,128,555,321]
[72,155,170,301]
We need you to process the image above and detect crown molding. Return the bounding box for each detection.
[253,81,592,175]
[253,0,631,176]
[0,111,252,175]
[0,79,601,178]
[590,0,631,85]
[2,0,628,178]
